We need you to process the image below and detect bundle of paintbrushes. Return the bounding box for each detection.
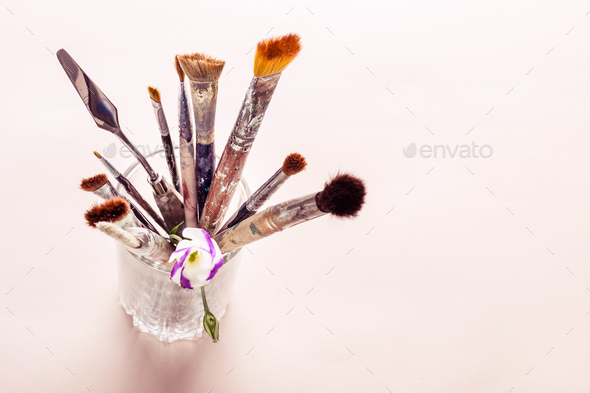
[60,33,366,343]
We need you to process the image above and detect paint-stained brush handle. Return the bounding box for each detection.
[215,193,324,254]
[195,142,215,218]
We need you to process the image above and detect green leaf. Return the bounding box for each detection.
[169,221,184,236]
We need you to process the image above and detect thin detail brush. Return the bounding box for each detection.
[215,173,366,254]
[148,86,180,193]
[80,174,158,233]
[175,56,199,227]
[177,52,225,218]
[199,34,302,235]
[94,151,168,232]
[222,153,306,229]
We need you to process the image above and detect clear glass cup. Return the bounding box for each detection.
[116,149,250,342]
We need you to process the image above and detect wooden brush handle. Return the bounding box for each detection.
[214,193,325,254]
[179,137,198,227]
[199,147,247,234]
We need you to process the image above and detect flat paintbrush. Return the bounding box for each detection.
[94,151,168,233]
[199,34,302,235]
[80,174,158,233]
[148,86,181,193]
[215,174,366,254]
[95,222,174,265]
[174,56,199,227]
[222,153,306,229]
[56,49,184,231]
[177,52,225,218]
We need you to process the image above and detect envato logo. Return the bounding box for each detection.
[102,142,184,159]
[403,142,493,159]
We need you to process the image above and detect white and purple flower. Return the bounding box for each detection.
[169,228,224,289]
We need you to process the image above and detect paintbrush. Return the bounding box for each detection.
[214,173,365,254]
[177,52,225,218]
[95,222,174,265]
[80,174,158,233]
[148,86,180,193]
[56,49,184,231]
[94,151,168,233]
[199,34,302,235]
[85,197,141,229]
[222,153,306,229]
[174,56,199,227]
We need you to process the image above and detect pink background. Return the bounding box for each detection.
[2,0,590,391]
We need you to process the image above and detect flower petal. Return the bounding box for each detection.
[206,258,224,280]
[179,267,193,289]
[170,258,184,279]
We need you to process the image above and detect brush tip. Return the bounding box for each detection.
[316,173,366,218]
[282,153,307,176]
[254,33,302,77]
[85,197,130,227]
[174,55,185,82]
[93,151,102,158]
[177,53,225,82]
[80,173,109,192]
[147,86,161,103]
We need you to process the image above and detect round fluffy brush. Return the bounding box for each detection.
[315,173,365,218]
[223,152,308,229]
[215,173,366,253]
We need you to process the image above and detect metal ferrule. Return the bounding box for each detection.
[246,169,289,212]
[227,73,281,152]
[94,181,118,200]
[114,211,141,228]
[223,168,289,229]
[148,172,168,195]
[152,181,185,231]
[125,227,175,264]
[151,99,170,136]
[189,81,218,145]
[215,193,326,253]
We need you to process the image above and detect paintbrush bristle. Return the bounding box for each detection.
[316,173,366,218]
[147,86,161,103]
[177,53,225,82]
[93,151,102,158]
[80,173,108,192]
[254,33,302,77]
[174,55,185,82]
[85,197,130,227]
[95,222,141,248]
[282,153,307,176]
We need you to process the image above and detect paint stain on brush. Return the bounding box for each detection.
[249,223,262,235]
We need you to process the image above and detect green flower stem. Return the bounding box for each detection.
[201,286,210,314]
